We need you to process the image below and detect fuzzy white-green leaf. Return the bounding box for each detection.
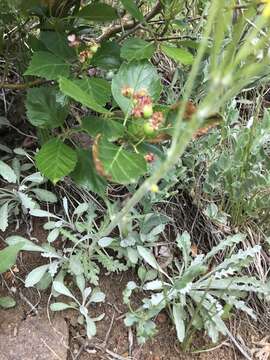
[89,288,105,303]
[53,280,76,300]
[173,304,185,342]
[0,202,9,232]
[30,209,58,218]
[0,160,17,183]
[18,192,37,210]
[47,228,60,243]
[98,237,114,248]
[50,302,75,311]
[25,264,50,287]
[137,246,163,273]
[31,189,58,203]
[6,235,45,252]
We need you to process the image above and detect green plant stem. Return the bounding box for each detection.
[88,0,221,256]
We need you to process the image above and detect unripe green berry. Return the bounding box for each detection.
[143,104,153,119]
[90,44,99,53]
[143,122,155,137]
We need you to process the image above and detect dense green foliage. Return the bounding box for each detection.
[0,0,270,353]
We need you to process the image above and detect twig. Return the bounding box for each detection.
[19,289,38,315]
[226,328,253,360]
[0,79,48,90]
[103,311,115,347]
[191,340,231,354]
[97,0,163,43]
[128,328,134,357]
[77,338,132,360]
[41,338,64,360]
[146,35,199,42]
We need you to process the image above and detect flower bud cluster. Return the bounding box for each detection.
[67,34,100,64]
[67,34,80,48]
[144,152,155,163]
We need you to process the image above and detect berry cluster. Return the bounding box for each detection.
[132,90,153,119]
[149,111,164,130]
[121,87,164,133]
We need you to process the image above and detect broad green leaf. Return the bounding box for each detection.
[161,45,194,66]
[120,0,144,22]
[39,31,76,60]
[70,149,107,196]
[50,302,75,311]
[112,60,162,114]
[26,87,68,129]
[121,38,156,61]
[24,51,70,80]
[173,304,185,342]
[82,116,124,141]
[36,138,77,184]
[59,77,109,114]
[91,41,121,70]
[30,189,58,203]
[95,136,147,184]
[0,160,17,183]
[0,202,9,232]
[0,296,16,309]
[74,78,111,107]
[25,264,50,287]
[18,0,47,16]
[0,243,24,273]
[78,3,118,21]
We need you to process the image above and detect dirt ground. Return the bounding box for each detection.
[0,221,268,360]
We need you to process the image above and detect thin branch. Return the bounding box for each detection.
[96,0,163,43]
[0,79,48,90]
[146,35,199,42]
